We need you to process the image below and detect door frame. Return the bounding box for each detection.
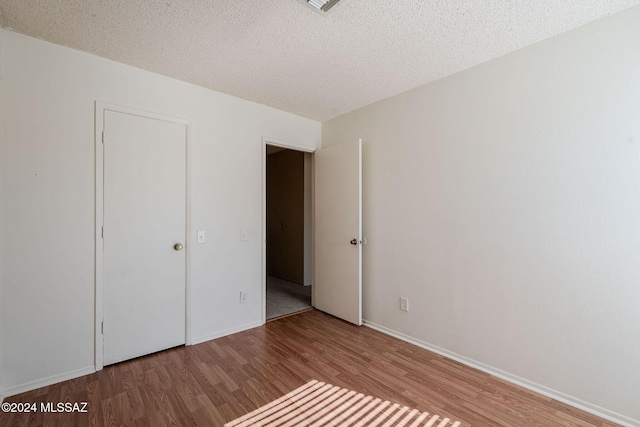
[261,137,315,324]
[94,102,192,370]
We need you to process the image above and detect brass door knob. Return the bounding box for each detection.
[174,243,184,251]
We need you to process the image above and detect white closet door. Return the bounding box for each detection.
[103,110,186,365]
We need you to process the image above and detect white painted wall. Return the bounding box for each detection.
[0,29,320,396]
[323,6,640,425]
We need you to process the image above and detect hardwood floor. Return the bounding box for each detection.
[1,310,620,426]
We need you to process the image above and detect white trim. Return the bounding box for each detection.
[94,103,105,370]
[261,137,315,324]
[94,101,192,371]
[184,118,193,346]
[191,320,263,345]
[263,136,315,153]
[357,138,363,325]
[363,320,640,427]
[1,366,95,399]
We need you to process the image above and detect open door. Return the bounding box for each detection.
[314,139,362,325]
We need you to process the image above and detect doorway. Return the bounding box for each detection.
[261,137,363,325]
[265,144,313,320]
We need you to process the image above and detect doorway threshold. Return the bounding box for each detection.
[266,308,314,322]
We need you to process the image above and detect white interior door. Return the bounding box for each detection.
[103,110,186,366]
[314,139,362,325]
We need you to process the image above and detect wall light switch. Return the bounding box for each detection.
[240,229,248,241]
[197,230,205,243]
[240,291,248,303]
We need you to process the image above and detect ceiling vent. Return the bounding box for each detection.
[298,0,344,15]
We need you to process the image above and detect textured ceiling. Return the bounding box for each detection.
[1,0,638,121]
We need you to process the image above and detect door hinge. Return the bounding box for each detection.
[101,321,104,334]
[101,131,105,144]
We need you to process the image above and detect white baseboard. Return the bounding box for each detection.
[363,320,639,427]
[1,366,95,399]
[1,321,263,398]
[191,320,263,345]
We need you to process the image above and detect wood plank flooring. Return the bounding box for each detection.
[0,309,621,426]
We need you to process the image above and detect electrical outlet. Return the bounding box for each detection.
[240,291,248,304]
[400,297,409,312]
